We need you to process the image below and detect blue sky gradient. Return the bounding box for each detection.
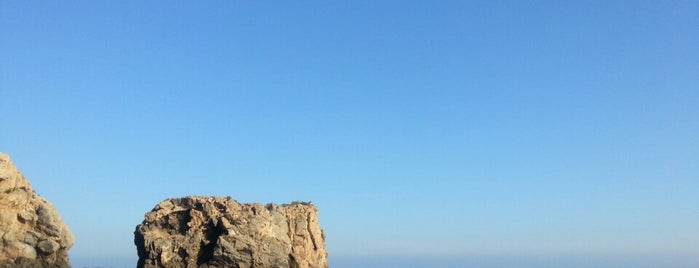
[1,1,698,267]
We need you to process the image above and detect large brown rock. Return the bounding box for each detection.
[135,196,328,268]
[0,153,74,268]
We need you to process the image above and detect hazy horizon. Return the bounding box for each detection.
[71,253,699,268]
[2,1,698,267]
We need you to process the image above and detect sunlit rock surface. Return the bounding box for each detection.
[135,196,328,268]
[0,153,74,268]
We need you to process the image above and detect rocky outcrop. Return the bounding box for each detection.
[135,196,328,268]
[0,153,74,268]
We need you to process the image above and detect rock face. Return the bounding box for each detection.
[135,196,328,268]
[0,153,74,268]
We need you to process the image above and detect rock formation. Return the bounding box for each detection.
[135,196,328,268]
[0,153,74,268]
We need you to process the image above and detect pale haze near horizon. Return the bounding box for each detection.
[1,1,698,267]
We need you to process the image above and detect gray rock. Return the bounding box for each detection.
[37,240,60,255]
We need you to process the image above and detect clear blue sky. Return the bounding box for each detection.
[1,1,698,267]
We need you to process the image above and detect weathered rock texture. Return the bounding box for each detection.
[135,196,328,268]
[0,153,74,268]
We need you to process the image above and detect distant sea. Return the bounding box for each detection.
[72,254,698,268]
[330,254,699,268]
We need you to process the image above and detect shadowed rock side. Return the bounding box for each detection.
[135,196,328,268]
[0,153,74,268]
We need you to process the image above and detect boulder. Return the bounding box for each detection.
[0,153,74,268]
[135,196,328,268]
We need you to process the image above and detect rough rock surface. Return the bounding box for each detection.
[135,196,328,268]
[0,153,74,268]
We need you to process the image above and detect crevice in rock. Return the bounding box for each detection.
[289,253,299,268]
[215,201,228,212]
[307,212,318,251]
[286,213,293,243]
[164,210,191,234]
[134,226,147,268]
[197,218,224,265]
[177,247,188,261]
